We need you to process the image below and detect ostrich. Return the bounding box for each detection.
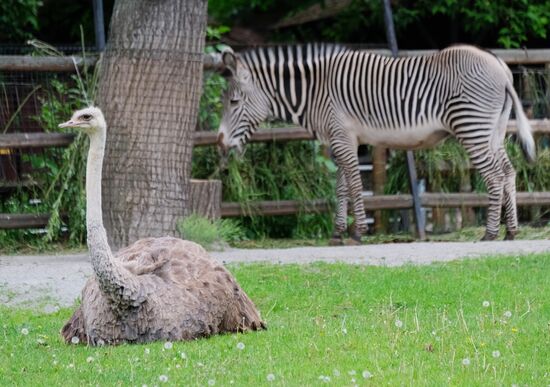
[59,106,265,345]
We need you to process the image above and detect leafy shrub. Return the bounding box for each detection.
[177,214,246,250]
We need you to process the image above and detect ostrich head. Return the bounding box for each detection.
[58,106,106,134]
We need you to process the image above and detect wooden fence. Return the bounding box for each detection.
[2,50,550,230]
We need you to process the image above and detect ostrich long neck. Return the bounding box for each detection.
[86,127,143,308]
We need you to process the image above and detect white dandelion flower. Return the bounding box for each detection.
[86,356,94,363]
[180,351,187,359]
[68,363,75,368]
[144,348,150,355]
[37,338,46,345]
[266,373,275,382]
[236,342,245,350]
[362,370,372,379]
[342,328,348,334]
[176,364,181,369]
[348,370,356,376]
[395,319,403,328]
[482,301,490,308]
[492,350,501,358]
[53,360,58,366]
[208,379,215,386]
[164,341,173,350]
[159,374,168,383]
[333,369,341,377]
[21,328,29,335]
[318,375,330,383]
[71,336,80,344]
[462,358,471,366]
[503,311,512,318]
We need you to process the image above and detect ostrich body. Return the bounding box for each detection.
[60,107,265,345]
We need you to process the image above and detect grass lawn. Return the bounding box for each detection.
[1,254,549,386]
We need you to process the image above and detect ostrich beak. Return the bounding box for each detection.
[58,120,76,128]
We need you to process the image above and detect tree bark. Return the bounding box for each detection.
[97,0,207,248]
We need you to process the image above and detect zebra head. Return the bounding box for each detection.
[217,48,271,158]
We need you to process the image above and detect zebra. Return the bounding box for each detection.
[216,44,536,244]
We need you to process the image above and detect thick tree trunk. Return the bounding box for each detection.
[97,0,207,248]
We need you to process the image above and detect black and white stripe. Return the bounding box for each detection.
[218,44,535,241]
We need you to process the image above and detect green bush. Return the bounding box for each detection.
[176,214,246,250]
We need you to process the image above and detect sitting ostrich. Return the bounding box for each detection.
[60,107,265,345]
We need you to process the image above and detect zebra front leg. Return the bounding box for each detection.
[331,138,367,245]
[500,150,519,240]
[329,167,348,246]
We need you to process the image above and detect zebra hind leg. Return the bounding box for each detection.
[463,143,506,241]
[500,149,519,240]
[329,168,348,246]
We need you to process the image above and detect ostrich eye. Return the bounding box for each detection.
[81,114,92,120]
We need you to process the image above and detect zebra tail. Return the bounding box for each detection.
[506,81,536,164]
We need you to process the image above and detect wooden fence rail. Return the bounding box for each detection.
[2,48,550,72]
[4,192,550,229]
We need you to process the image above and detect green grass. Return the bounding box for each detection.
[1,254,550,385]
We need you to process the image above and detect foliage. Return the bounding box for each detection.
[176,214,246,250]
[0,0,42,42]
[2,254,550,384]
[209,0,550,48]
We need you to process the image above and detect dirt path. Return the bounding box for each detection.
[1,240,549,309]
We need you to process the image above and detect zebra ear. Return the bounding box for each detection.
[222,48,237,75]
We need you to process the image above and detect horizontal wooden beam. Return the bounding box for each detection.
[0,213,50,229]
[2,49,550,73]
[194,119,550,146]
[0,56,97,72]
[0,132,76,148]
[3,192,550,228]
[220,191,550,217]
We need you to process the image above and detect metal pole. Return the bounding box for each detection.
[92,0,106,51]
[381,0,426,240]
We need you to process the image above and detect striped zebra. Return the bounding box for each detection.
[216,44,536,244]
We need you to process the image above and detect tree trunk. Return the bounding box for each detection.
[97,0,207,248]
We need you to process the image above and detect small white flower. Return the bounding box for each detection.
[482,301,490,308]
[180,351,187,359]
[142,385,148,387]
[68,363,75,368]
[144,348,150,355]
[71,336,80,344]
[266,373,275,382]
[318,375,330,382]
[159,375,168,383]
[37,338,46,345]
[342,327,348,334]
[164,341,173,350]
[197,362,204,367]
[348,370,356,376]
[462,358,470,366]
[21,328,29,335]
[333,369,340,377]
[351,378,356,383]
[86,356,94,363]
[53,360,58,366]
[503,311,512,318]
[208,379,215,386]
[236,342,245,350]
[395,319,403,328]
[176,364,181,369]
[492,350,501,358]
[362,370,372,379]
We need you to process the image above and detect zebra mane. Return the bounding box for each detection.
[237,43,351,67]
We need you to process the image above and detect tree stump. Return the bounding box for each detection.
[188,179,222,220]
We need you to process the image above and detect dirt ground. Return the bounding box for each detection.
[1,239,549,310]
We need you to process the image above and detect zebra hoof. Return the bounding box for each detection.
[481,232,498,241]
[346,233,362,246]
[328,233,344,246]
[504,230,517,241]
[328,237,344,246]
